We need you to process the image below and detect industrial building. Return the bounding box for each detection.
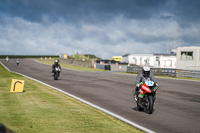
[176,46,200,70]
[122,46,200,70]
[122,53,176,68]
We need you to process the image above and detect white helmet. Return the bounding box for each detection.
[142,66,150,78]
[55,59,59,65]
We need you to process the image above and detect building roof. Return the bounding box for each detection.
[153,53,176,56]
[128,54,154,56]
[177,46,200,50]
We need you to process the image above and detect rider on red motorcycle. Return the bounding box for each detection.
[134,66,159,101]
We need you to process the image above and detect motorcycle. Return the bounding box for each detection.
[6,57,9,63]
[136,80,158,114]
[53,66,61,80]
[16,60,19,66]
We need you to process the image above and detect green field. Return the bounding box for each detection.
[37,59,106,72]
[0,63,143,133]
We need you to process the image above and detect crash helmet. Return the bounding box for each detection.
[55,59,59,65]
[142,66,150,78]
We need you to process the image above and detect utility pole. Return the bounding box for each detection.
[174,37,176,49]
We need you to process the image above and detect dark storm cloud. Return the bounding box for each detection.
[1,0,200,23]
[170,0,200,22]
[0,0,168,22]
[1,0,200,26]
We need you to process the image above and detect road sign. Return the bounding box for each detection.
[10,79,25,92]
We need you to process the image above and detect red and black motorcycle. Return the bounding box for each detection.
[136,81,158,114]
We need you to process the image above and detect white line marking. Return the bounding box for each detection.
[1,61,11,71]
[0,61,156,133]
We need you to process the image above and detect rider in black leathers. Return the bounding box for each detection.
[52,59,61,75]
[134,66,158,101]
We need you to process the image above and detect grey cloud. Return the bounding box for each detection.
[1,14,198,58]
[0,0,200,58]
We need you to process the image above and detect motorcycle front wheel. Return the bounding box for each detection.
[145,95,154,114]
[54,72,59,80]
[137,103,144,111]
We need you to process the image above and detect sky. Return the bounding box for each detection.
[0,0,200,59]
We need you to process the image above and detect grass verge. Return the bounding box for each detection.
[0,63,143,133]
[37,60,106,72]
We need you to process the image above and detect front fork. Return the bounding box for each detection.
[138,93,156,107]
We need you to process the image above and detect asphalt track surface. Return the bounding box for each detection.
[1,59,200,133]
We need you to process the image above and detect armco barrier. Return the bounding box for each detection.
[127,66,200,79]
[96,64,111,70]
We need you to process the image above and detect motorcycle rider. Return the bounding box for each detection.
[134,66,159,101]
[52,59,61,76]
[5,56,9,62]
[16,58,19,65]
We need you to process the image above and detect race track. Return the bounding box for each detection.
[1,59,200,133]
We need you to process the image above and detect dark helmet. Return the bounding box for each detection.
[142,66,150,78]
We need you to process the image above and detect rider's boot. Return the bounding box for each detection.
[134,91,139,102]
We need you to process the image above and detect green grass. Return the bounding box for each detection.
[0,64,143,133]
[68,54,101,61]
[37,60,106,72]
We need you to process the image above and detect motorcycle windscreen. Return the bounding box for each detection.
[141,84,151,93]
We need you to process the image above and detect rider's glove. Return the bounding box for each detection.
[136,83,143,88]
[136,83,140,88]
[155,83,159,87]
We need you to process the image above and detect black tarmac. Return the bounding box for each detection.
[1,59,200,133]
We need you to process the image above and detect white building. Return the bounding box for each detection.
[122,53,176,68]
[154,54,176,68]
[176,46,200,70]
[122,54,154,66]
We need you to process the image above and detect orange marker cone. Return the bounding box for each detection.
[119,66,122,71]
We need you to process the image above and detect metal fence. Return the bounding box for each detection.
[127,66,200,79]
